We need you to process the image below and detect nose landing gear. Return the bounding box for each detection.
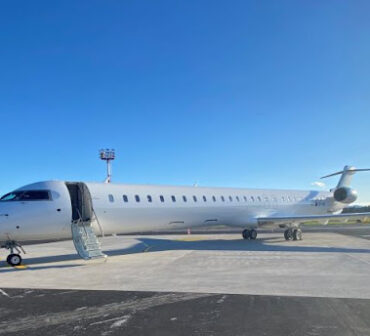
[7,253,22,266]
[1,241,25,266]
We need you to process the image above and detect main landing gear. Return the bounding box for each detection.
[242,229,258,240]
[1,240,25,266]
[284,228,302,241]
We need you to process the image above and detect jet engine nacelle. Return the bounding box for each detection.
[333,187,358,204]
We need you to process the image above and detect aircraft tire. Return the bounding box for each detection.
[7,254,22,267]
[242,229,250,240]
[293,229,302,241]
[250,229,257,240]
[284,229,293,241]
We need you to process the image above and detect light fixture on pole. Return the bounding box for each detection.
[99,149,115,183]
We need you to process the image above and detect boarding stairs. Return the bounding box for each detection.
[71,211,107,260]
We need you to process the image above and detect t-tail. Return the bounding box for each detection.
[321,165,370,204]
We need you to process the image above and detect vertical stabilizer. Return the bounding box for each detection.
[336,166,356,188]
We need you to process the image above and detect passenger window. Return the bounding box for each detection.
[135,195,140,202]
[257,196,262,202]
[212,196,216,202]
[147,195,152,203]
[221,196,225,202]
[183,195,187,202]
[108,194,114,202]
[229,196,233,202]
[123,195,128,202]
[236,196,240,202]
[160,195,164,202]
[251,196,255,202]
[243,196,247,202]
[171,195,176,202]
[193,195,197,202]
[203,195,207,202]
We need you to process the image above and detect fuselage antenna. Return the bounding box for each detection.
[99,149,115,183]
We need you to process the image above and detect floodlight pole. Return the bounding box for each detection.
[106,160,112,183]
[99,149,115,183]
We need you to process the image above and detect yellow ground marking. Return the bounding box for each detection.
[0,259,28,269]
[176,237,204,241]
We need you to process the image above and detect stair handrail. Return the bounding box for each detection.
[92,208,105,238]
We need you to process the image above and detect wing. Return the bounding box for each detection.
[257,212,370,227]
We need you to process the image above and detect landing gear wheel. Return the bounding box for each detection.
[242,229,250,240]
[250,229,258,240]
[7,254,22,266]
[284,229,293,241]
[293,229,302,241]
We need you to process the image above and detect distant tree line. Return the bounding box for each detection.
[343,205,370,213]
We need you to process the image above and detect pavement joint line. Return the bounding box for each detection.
[345,253,370,266]
[141,241,152,252]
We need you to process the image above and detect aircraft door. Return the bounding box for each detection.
[65,182,93,222]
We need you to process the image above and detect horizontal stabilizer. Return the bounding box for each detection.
[320,165,370,188]
[321,168,370,179]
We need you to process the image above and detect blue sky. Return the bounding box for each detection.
[1,1,370,202]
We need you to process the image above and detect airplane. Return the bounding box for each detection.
[0,165,369,266]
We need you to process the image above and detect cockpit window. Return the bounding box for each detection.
[0,192,19,201]
[0,190,51,201]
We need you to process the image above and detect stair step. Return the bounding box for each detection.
[71,221,107,260]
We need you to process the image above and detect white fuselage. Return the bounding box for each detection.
[0,180,342,243]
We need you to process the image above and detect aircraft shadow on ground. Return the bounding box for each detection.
[135,237,370,254]
[1,236,369,270]
[0,240,148,269]
[0,263,81,273]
